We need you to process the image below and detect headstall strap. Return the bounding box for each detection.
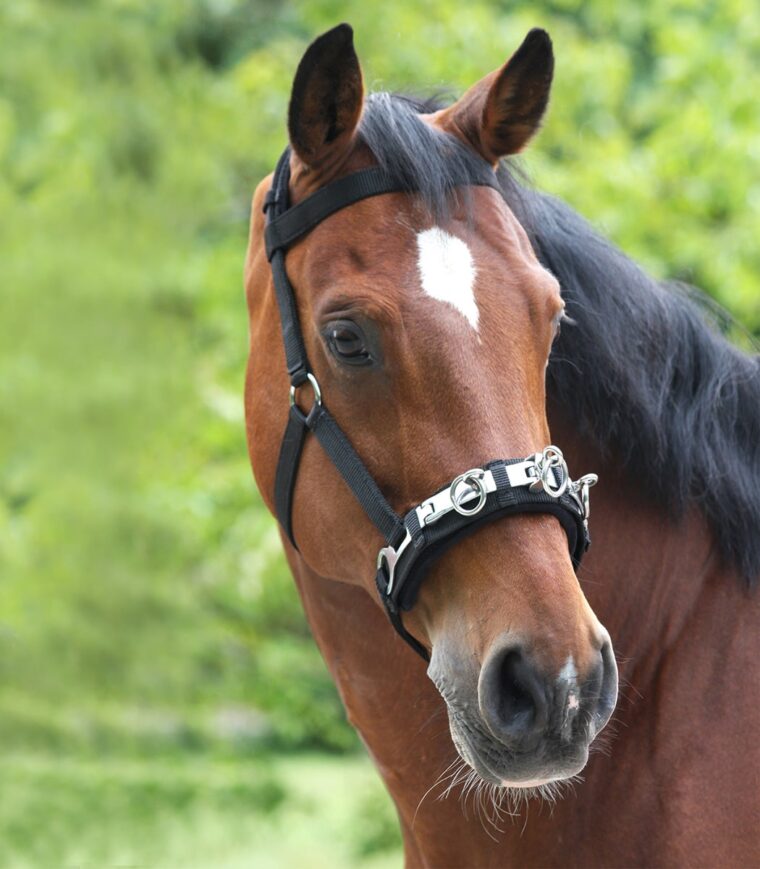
[264,146,599,663]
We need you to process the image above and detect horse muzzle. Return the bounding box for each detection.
[430,633,618,787]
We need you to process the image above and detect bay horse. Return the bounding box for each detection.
[244,24,760,867]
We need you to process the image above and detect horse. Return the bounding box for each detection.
[244,24,760,867]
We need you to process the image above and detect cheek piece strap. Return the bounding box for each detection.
[262,147,597,663]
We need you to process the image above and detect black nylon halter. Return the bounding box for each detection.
[263,146,596,662]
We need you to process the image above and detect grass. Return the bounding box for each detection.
[0,750,402,868]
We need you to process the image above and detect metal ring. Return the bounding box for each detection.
[449,469,487,516]
[376,530,412,598]
[289,372,322,412]
[576,473,598,521]
[540,446,569,498]
[377,549,394,595]
[575,473,598,493]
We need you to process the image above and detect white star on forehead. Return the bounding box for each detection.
[415,227,479,331]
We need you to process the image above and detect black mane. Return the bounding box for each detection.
[359,93,760,585]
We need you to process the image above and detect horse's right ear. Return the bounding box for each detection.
[288,24,364,170]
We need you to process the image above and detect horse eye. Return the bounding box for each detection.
[325,320,372,366]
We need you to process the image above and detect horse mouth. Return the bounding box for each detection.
[446,707,591,789]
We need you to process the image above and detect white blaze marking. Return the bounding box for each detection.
[415,227,479,331]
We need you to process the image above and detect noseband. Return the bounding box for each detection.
[263,147,598,661]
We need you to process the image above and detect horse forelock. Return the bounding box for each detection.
[358,92,488,220]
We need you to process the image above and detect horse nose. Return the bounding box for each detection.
[478,645,550,751]
[478,640,618,750]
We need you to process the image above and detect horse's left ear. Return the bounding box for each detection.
[438,29,554,163]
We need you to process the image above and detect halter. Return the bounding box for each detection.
[263,147,598,661]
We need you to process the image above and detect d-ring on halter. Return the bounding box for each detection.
[450,470,488,516]
[289,372,322,411]
[263,146,599,662]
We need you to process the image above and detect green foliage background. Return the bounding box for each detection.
[0,0,757,865]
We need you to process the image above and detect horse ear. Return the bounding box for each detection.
[288,24,364,169]
[439,29,554,163]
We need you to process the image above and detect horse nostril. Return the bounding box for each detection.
[479,646,549,749]
[499,651,536,730]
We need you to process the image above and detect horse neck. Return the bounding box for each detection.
[282,419,758,864]
[548,402,742,691]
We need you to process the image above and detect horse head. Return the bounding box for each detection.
[245,24,617,790]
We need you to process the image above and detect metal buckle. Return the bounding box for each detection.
[289,372,322,413]
[377,530,412,598]
[415,468,495,527]
[449,469,488,516]
[528,445,569,498]
[569,473,598,525]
